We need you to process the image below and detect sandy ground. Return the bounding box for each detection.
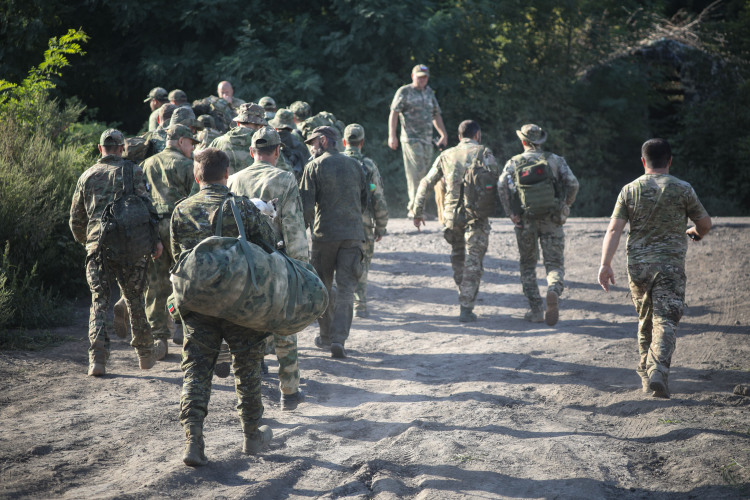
[1,217,749,500]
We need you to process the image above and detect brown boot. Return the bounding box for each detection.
[136,347,156,370]
[153,339,168,361]
[545,290,559,326]
[182,425,208,466]
[242,425,272,455]
[88,344,107,376]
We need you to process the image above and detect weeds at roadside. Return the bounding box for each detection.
[720,458,747,491]
[657,418,683,425]
[0,329,73,351]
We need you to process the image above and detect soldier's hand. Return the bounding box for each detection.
[436,135,448,148]
[413,217,425,231]
[686,227,702,241]
[152,241,164,260]
[388,136,399,150]
[375,234,383,243]
[598,264,615,292]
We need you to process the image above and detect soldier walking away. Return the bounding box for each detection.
[498,124,579,326]
[388,64,448,217]
[269,108,310,181]
[69,129,163,376]
[300,126,368,359]
[258,96,277,120]
[598,138,711,399]
[209,102,267,175]
[413,120,498,322]
[289,101,312,142]
[169,89,190,108]
[170,148,278,466]
[228,126,308,410]
[342,124,389,319]
[144,87,169,132]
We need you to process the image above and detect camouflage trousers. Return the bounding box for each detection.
[514,217,565,310]
[144,218,173,341]
[444,219,490,308]
[264,333,300,395]
[402,140,434,214]
[354,233,375,312]
[311,239,364,346]
[85,252,153,363]
[180,311,269,434]
[628,263,686,378]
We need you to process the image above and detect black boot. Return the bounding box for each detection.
[459,306,477,323]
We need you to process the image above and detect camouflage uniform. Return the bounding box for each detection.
[498,145,579,313]
[170,183,277,438]
[69,154,159,367]
[209,127,253,175]
[141,141,199,341]
[611,174,708,381]
[228,154,309,395]
[414,138,498,309]
[148,108,160,132]
[343,146,388,314]
[390,84,441,214]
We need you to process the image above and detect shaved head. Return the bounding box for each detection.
[217,81,233,98]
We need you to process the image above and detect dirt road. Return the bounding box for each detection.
[1,217,749,499]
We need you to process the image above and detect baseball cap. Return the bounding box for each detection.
[516,124,547,145]
[251,126,283,149]
[258,96,276,111]
[170,107,203,130]
[144,87,168,103]
[412,64,429,76]
[344,123,365,142]
[196,114,216,129]
[168,89,188,103]
[166,124,200,144]
[304,125,338,144]
[233,102,267,125]
[268,108,295,130]
[99,128,125,146]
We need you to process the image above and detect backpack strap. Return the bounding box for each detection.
[122,161,135,197]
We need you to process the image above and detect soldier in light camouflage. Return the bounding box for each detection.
[209,102,267,175]
[599,138,711,399]
[258,96,277,120]
[69,129,163,376]
[140,124,200,359]
[144,87,169,132]
[413,120,497,322]
[170,147,277,466]
[142,103,177,158]
[343,124,388,318]
[289,101,311,143]
[389,64,448,216]
[498,124,579,326]
[228,126,308,410]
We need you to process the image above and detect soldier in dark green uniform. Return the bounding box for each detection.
[144,87,169,132]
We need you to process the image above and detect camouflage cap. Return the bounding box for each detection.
[304,125,338,144]
[516,123,547,145]
[168,89,188,103]
[170,106,204,130]
[196,114,216,129]
[167,124,200,144]
[233,102,267,125]
[344,123,365,142]
[268,108,295,130]
[411,64,429,76]
[99,128,125,146]
[144,87,168,103]
[251,126,284,149]
[289,100,311,120]
[158,103,177,124]
[258,96,276,111]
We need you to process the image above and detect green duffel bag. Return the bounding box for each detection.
[170,195,328,336]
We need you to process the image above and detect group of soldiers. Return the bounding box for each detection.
[69,65,712,467]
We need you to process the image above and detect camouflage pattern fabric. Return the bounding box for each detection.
[354,236,375,311]
[514,217,565,309]
[146,127,167,157]
[278,128,310,180]
[402,140,434,214]
[196,127,222,151]
[209,127,254,175]
[271,332,299,395]
[390,84,441,143]
[140,145,199,340]
[443,220,490,308]
[611,174,709,267]
[627,263,686,378]
[179,310,269,434]
[148,108,160,132]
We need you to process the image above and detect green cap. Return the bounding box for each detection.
[304,126,338,144]
[268,108,295,130]
[99,128,125,146]
[167,124,199,144]
[196,114,216,129]
[289,101,311,120]
[170,107,203,130]
[144,87,168,103]
[344,123,365,142]
[168,89,188,103]
[516,123,547,144]
[251,126,283,149]
[258,96,276,111]
[233,102,267,125]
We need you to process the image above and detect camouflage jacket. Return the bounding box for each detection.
[343,147,388,238]
[70,155,160,255]
[209,127,253,175]
[414,138,497,226]
[143,126,167,158]
[390,84,441,143]
[498,146,579,223]
[140,145,199,216]
[170,183,277,262]
[300,150,367,242]
[612,173,709,267]
[227,160,309,262]
[148,108,160,132]
[278,129,310,180]
[196,127,222,151]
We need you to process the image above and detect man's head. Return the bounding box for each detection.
[167,124,200,158]
[258,96,277,119]
[344,123,365,149]
[641,138,672,170]
[269,108,295,131]
[158,103,178,126]
[194,147,229,184]
[411,64,430,89]
[169,89,188,106]
[196,114,216,130]
[98,128,125,157]
[233,102,267,129]
[144,87,169,111]
[458,120,481,141]
[250,126,283,165]
[305,126,338,157]
[290,101,311,124]
[516,124,547,146]
[170,106,203,132]
[217,81,234,102]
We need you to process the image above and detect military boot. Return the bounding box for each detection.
[636,367,650,393]
[242,424,273,455]
[153,339,168,361]
[113,297,130,339]
[136,347,156,370]
[459,306,477,323]
[524,307,544,323]
[648,370,670,399]
[545,290,559,326]
[88,352,106,377]
[182,425,208,466]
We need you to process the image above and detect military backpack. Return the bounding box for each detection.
[460,146,498,220]
[513,152,558,218]
[123,136,152,164]
[98,162,158,263]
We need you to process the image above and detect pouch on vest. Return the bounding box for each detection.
[514,152,558,218]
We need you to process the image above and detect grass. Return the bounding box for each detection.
[657,418,683,425]
[720,458,747,490]
[0,329,73,351]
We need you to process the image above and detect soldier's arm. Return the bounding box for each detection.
[238,198,278,249]
[280,183,310,262]
[497,161,515,219]
[598,217,627,292]
[432,114,448,148]
[69,179,88,245]
[299,163,316,228]
[388,109,399,150]
[556,156,579,207]
[413,158,443,221]
[370,162,388,239]
[687,215,712,241]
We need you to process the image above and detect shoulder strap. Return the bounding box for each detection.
[122,161,135,196]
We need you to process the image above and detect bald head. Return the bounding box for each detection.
[218,81,234,102]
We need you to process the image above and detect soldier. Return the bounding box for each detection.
[69,129,163,376]
[388,64,448,217]
[289,100,311,142]
[598,138,711,398]
[140,124,200,359]
[300,126,368,359]
[171,147,277,466]
[209,102,267,175]
[142,103,177,158]
[144,87,169,132]
[269,108,310,180]
[195,114,222,152]
[170,107,204,136]
[258,96,277,120]
[217,80,245,112]
[498,124,579,326]
[228,126,308,410]
[169,89,190,108]
[413,120,497,322]
[342,124,388,318]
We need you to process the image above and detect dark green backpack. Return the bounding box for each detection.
[460,147,498,220]
[513,152,558,218]
[99,162,157,263]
